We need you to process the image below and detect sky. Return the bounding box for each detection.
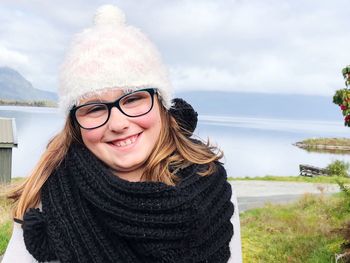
[1,0,350,97]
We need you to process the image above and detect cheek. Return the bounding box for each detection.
[80,129,103,144]
[135,109,162,130]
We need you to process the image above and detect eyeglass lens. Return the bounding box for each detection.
[75,90,153,129]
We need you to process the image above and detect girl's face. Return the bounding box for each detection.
[78,89,162,181]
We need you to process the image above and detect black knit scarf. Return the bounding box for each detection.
[21,143,234,263]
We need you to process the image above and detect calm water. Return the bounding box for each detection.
[1,106,350,178]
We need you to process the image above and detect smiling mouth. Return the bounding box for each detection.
[109,133,141,147]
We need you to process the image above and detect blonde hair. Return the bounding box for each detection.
[7,101,222,219]
[141,105,222,184]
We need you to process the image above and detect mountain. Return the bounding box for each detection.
[0,67,57,101]
[175,91,341,121]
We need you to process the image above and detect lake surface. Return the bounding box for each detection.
[1,106,349,178]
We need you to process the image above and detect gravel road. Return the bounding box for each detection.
[231,180,340,212]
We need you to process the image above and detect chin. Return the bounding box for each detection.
[111,160,145,172]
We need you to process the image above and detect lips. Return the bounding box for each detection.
[109,133,141,148]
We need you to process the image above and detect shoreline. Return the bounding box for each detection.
[294,142,350,151]
[0,101,57,108]
[294,137,350,153]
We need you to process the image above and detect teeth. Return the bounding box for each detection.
[114,135,137,147]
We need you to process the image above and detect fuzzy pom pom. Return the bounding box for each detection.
[22,208,57,262]
[170,98,198,135]
[94,5,126,26]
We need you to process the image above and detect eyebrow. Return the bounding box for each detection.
[80,90,131,104]
[83,99,108,104]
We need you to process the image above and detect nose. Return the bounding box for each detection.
[106,107,130,132]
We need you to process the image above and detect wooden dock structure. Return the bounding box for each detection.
[299,164,328,177]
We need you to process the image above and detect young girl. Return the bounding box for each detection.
[3,5,241,263]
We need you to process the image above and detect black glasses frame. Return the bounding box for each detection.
[70,88,156,130]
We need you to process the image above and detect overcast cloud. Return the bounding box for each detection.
[1,0,349,96]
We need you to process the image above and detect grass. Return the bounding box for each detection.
[0,181,16,255]
[241,192,350,262]
[229,175,350,184]
[0,221,12,255]
[301,138,350,147]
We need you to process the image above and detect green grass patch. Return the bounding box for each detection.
[301,137,350,146]
[0,178,25,255]
[229,175,350,184]
[241,193,350,262]
[0,220,12,255]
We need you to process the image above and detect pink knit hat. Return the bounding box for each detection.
[59,5,173,114]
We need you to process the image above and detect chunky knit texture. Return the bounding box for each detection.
[169,98,198,135]
[21,144,234,262]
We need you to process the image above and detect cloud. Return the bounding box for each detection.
[0,3,71,91]
[170,62,333,96]
[158,0,350,95]
[1,0,350,96]
[0,45,29,68]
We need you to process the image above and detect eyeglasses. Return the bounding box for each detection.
[71,88,156,130]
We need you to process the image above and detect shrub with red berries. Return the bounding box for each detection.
[333,65,350,127]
